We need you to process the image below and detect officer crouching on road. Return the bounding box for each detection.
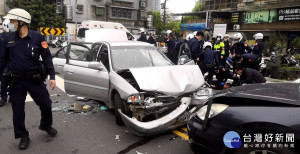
[199,42,220,85]
[0,8,57,150]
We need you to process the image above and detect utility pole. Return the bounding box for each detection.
[75,0,78,40]
[162,0,167,30]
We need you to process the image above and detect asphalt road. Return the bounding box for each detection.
[0,47,193,154]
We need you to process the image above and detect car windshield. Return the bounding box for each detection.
[111,46,172,71]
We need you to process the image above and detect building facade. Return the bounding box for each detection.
[62,0,153,28]
[152,0,161,12]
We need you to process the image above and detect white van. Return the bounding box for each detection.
[77,20,135,42]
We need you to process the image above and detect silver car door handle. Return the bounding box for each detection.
[58,65,63,67]
[67,71,74,74]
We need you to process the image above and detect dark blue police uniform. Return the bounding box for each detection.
[233,53,258,71]
[188,37,202,62]
[0,30,55,139]
[0,32,9,103]
[138,33,147,42]
[199,48,220,85]
[230,40,251,55]
[164,37,176,63]
[252,40,264,69]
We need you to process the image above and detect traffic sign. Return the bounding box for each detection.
[40,27,65,36]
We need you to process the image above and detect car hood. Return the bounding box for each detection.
[129,65,204,96]
[216,82,300,106]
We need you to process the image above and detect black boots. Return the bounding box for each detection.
[39,125,58,136]
[18,135,30,150]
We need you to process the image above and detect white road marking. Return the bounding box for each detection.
[26,75,65,102]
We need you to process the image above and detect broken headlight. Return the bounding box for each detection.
[127,94,142,103]
[196,104,229,120]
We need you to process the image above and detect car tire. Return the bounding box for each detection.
[52,44,56,48]
[114,93,126,126]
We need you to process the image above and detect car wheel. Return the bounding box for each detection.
[114,93,126,126]
[52,44,56,48]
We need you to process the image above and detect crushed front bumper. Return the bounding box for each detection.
[119,97,192,136]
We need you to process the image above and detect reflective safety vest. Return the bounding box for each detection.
[214,42,225,55]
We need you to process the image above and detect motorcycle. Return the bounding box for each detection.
[51,39,68,48]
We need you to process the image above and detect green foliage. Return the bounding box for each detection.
[182,1,204,23]
[6,0,64,30]
[152,11,163,34]
[295,54,300,61]
[292,37,300,48]
[165,20,181,38]
[267,62,300,80]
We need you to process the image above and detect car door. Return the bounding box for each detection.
[64,42,109,102]
[52,46,68,74]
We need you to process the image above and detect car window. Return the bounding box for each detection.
[99,45,110,71]
[77,28,89,38]
[111,46,172,71]
[56,47,67,59]
[69,45,94,62]
[91,44,102,59]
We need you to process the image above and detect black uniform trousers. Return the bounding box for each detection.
[200,65,215,85]
[9,80,52,139]
[1,77,8,101]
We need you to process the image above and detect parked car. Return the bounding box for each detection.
[188,82,300,154]
[62,41,210,136]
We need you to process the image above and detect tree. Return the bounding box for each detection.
[182,1,204,23]
[152,11,163,34]
[6,0,64,30]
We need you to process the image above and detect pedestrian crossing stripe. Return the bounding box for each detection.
[26,75,65,102]
[172,127,189,140]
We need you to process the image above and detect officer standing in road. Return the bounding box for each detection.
[188,31,204,63]
[252,33,264,70]
[199,42,220,85]
[213,34,225,64]
[230,33,251,56]
[147,32,156,45]
[0,8,57,150]
[164,32,176,63]
[138,28,147,42]
[0,18,10,107]
[222,34,231,67]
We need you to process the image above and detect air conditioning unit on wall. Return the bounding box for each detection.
[140,2,146,8]
[233,24,240,30]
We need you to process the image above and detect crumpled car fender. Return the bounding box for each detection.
[109,71,138,100]
[119,97,192,136]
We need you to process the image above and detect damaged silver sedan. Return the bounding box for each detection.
[63,41,210,136]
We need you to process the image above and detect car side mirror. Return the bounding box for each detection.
[88,62,105,71]
[178,55,191,65]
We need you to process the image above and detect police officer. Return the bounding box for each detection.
[222,34,231,67]
[147,32,156,45]
[214,34,225,65]
[0,8,57,150]
[252,33,264,70]
[137,28,147,42]
[188,31,204,63]
[0,18,10,107]
[164,32,176,63]
[199,42,220,85]
[234,54,259,71]
[235,64,266,85]
[230,33,251,56]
